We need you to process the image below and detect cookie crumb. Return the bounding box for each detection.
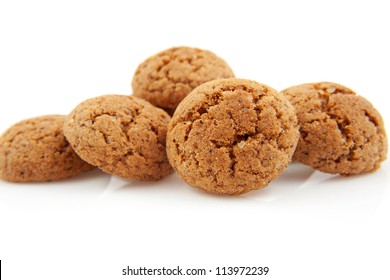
[238,141,246,149]
[327,86,336,93]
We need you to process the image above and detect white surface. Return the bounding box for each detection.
[0,1,389,279]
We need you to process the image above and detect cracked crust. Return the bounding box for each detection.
[63,95,173,181]
[132,46,234,109]
[0,115,94,182]
[281,82,388,175]
[166,78,300,195]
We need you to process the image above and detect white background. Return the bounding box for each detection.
[0,0,389,279]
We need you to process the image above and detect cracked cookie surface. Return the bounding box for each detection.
[281,82,388,175]
[166,78,300,195]
[64,95,173,181]
[0,115,94,182]
[132,46,234,109]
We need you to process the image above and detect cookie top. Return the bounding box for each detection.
[132,46,234,109]
[64,94,173,181]
[167,78,300,195]
[281,82,388,175]
[0,115,94,182]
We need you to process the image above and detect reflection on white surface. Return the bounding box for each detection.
[0,168,111,210]
[243,162,316,202]
[0,161,388,222]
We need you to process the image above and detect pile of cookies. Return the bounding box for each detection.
[0,46,387,195]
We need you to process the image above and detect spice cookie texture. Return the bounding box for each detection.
[132,46,234,109]
[167,78,300,195]
[0,115,94,182]
[281,82,388,175]
[64,94,173,181]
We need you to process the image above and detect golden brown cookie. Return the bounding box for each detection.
[281,82,388,175]
[0,115,94,182]
[64,94,173,181]
[132,46,234,109]
[167,78,300,195]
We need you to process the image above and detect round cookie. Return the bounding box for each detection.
[281,82,388,175]
[167,78,300,195]
[64,94,173,181]
[132,46,234,109]
[0,115,94,182]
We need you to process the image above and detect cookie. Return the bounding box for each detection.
[0,115,94,182]
[132,46,234,109]
[166,78,300,195]
[281,82,388,175]
[64,94,173,181]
